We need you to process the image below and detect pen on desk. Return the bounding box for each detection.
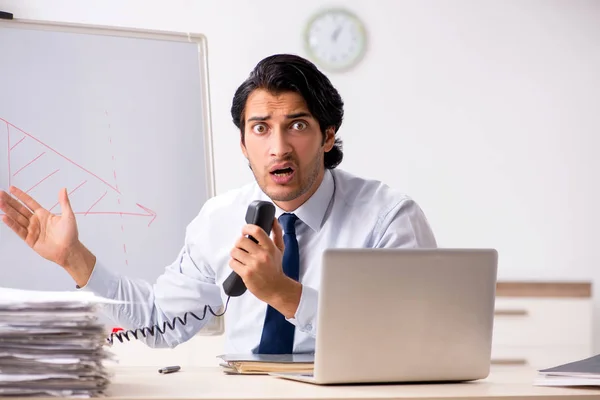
[158,365,181,374]
[0,11,14,19]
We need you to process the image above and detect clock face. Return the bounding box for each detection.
[304,8,367,72]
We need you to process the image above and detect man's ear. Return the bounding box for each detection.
[240,137,248,159]
[323,127,335,152]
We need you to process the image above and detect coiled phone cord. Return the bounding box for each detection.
[106,296,231,345]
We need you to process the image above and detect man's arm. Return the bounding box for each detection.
[79,241,222,349]
[78,202,223,349]
[285,284,319,337]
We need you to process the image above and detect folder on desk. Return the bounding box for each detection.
[535,354,600,387]
[217,353,314,375]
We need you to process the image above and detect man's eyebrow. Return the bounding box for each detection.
[247,115,270,122]
[286,112,311,119]
[246,112,312,123]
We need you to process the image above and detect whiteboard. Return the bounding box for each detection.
[0,20,215,292]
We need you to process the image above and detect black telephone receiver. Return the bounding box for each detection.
[222,200,276,297]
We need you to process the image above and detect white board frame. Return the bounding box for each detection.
[0,18,222,336]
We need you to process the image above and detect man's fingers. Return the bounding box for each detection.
[228,258,246,277]
[241,224,272,248]
[230,247,251,265]
[59,188,74,217]
[271,218,284,252]
[0,190,33,222]
[9,186,43,213]
[0,201,30,229]
[236,235,261,253]
[1,215,28,241]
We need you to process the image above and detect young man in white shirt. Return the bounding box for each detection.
[0,54,436,354]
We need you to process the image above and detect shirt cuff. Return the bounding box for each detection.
[287,284,318,335]
[76,260,119,300]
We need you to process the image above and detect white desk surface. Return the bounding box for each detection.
[94,365,600,400]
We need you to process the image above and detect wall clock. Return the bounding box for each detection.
[304,8,367,72]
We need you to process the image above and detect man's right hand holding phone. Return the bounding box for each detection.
[0,186,96,287]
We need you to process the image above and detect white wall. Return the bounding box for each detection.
[1,0,599,347]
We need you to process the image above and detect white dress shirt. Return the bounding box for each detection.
[81,168,437,354]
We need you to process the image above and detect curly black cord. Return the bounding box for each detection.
[106,296,231,345]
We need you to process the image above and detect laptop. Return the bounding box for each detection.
[270,248,498,385]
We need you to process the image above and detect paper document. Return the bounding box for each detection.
[535,354,600,388]
[217,353,314,375]
[0,286,116,397]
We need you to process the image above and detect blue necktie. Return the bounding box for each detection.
[258,213,299,354]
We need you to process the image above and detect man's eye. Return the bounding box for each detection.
[252,124,267,134]
[292,121,307,130]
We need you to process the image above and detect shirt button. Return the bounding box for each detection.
[305,324,313,331]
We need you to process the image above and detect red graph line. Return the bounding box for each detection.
[2,210,157,218]
[49,180,88,212]
[74,211,153,216]
[0,118,121,195]
[136,203,157,227]
[10,137,25,151]
[13,152,46,177]
[26,169,60,194]
[39,211,155,217]
[108,113,128,266]
[2,117,157,225]
[85,191,107,216]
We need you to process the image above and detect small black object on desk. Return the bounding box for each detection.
[0,11,14,20]
[158,365,181,374]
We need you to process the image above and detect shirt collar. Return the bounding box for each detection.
[259,169,334,233]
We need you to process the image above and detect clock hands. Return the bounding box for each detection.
[331,25,342,42]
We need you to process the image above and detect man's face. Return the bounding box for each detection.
[241,89,335,211]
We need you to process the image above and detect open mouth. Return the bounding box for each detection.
[271,167,294,176]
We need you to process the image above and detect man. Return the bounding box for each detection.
[0,54,436,355]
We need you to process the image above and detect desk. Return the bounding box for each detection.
[93,365,599,400]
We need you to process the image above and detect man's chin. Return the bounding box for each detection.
[266,191,300,202]
[263,185,303,202]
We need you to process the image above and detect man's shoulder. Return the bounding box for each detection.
[330,169,435,247]
[331,168,412,207]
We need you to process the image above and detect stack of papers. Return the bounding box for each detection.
[0,287,116,397]
[535,354,600,387]
[218,353,314,375]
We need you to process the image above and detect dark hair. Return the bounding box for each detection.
[231,54,344,169]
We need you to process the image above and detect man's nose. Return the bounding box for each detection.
[269,129,292,157]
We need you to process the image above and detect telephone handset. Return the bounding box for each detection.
[222,200,276,297]
[107,200,275,345]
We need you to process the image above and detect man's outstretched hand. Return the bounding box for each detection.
[0,186,96,287]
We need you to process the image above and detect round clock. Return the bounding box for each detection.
[304,8,367,72]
